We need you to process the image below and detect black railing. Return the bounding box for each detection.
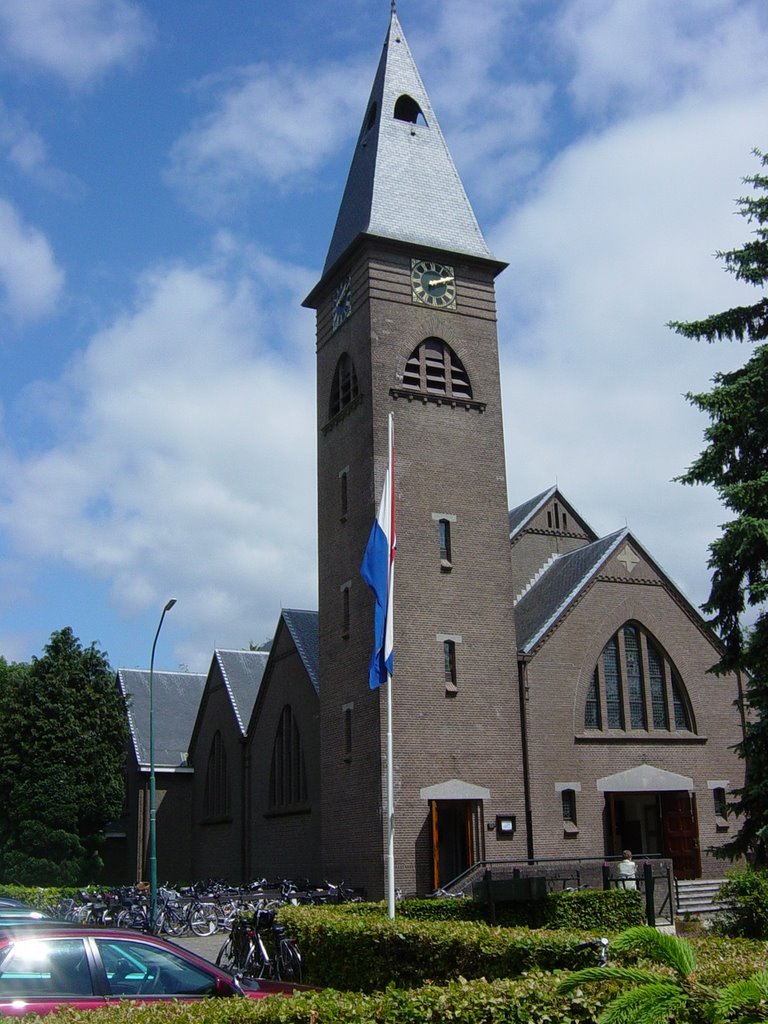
[441,855,674,925]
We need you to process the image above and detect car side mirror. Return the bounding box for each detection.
[215,975,240,997]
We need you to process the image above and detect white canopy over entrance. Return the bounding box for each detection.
[420,779,491,801]
[597,763,694,794]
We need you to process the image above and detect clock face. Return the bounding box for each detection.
[331,275,352,330]
[411,259,456,309]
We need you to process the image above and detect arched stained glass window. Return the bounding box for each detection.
[585,623,695,735]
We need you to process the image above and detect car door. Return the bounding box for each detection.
[91,936,222,1002]
[0,935,104,1016]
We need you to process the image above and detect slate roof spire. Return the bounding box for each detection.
[322,9,496,276]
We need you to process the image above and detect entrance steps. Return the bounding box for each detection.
[675,878,728,916]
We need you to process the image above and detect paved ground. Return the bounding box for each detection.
[170,931,227,965]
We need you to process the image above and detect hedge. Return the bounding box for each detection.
[18,939,768,1024]
[310,889,643,930]
[276,906,636,991]
[10,973,608,1024]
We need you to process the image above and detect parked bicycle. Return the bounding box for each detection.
[216,908,302,982]
[575,936,610,966]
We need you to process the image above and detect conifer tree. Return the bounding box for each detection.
[668,149,768,864]
[0,628,128,884]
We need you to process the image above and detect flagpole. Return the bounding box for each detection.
[385,413,396,920]
[386,668,395,919]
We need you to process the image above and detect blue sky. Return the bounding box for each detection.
[1,0,766,673]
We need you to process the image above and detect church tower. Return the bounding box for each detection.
[304,10,525,897]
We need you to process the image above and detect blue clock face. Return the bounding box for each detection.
[411,259,456,308]
[331,276,352,330]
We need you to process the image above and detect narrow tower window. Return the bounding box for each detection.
[443,640,457,691]
[340,469,349,521]
[341,582,351,639]
[438,518,452,568]
[343,704,353,761]
[561,789,577,825]
[329,353,359,418]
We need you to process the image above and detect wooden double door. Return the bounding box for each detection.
[605,790,701,879]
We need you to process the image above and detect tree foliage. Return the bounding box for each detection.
[0,628,128,885]
[668,149,768,864]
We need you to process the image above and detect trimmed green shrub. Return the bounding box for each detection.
[6,973,607,1024]
[314,889,643,931]
[711,868,768,939]
[277,906,622,991]
[0,884,77,911]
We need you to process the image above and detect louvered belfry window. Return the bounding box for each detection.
[402,338,472,399]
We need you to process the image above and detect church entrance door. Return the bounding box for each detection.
[660,791,701,879]
[604,790,701,879]
[429,800,477,890]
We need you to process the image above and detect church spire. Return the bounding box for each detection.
[321,10,495,276]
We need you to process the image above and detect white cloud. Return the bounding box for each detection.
[492,85,768,614]
[0,199,64,320]
[557,0,768,116]
[0,0,153,88]
[0,242,318,670]
[167,60,370,210]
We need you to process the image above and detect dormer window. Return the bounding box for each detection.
[394,94,426,125]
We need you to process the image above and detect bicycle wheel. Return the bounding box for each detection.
[215,936,236,972]
[243,940,272,980]
[161,907,187,936]
[277,941,302,983]
[190,904,218,936]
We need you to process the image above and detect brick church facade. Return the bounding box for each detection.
[106,10,745,897]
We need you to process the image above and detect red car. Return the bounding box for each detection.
[0,925,303,1016]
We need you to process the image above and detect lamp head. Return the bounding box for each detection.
[164,599,177,612]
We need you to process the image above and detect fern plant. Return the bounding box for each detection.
[558,926,713,1024]
[559,926,768,1024]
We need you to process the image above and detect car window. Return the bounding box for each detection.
[95,938,218,998]
[0,938,92,996]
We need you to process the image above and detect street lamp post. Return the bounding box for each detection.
[148,598,176,932]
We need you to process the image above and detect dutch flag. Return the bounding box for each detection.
[360,414,396,689]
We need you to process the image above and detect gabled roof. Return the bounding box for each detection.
[508,486,598,542]
[117,669,206,768]
[281,609,320,695]
[508,487,557,537]
[515,530,628,654]
[213,649,268,736]
[321,10,497,277]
